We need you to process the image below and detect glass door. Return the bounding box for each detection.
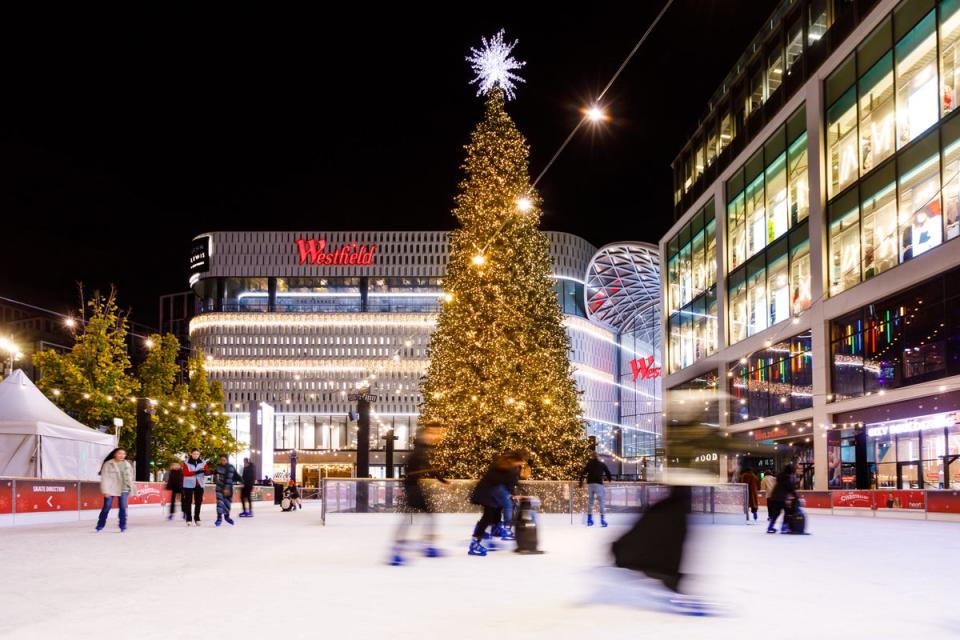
[897,461,921,489]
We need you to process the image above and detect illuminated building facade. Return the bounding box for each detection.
[664,0,960,490]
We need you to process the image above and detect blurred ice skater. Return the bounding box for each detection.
[767,464,798,534]
[739,466,760,522]
[166,461,183,521]
[390,423,447,566]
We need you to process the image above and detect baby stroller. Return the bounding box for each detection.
[281,484,302,512]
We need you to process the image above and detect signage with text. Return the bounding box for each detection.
[629,356,661,381]
[296,238,378,266]
[189,236,211,275]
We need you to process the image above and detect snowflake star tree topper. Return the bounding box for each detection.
[467,29,526,101]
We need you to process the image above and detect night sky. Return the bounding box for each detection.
[1,2,777,327]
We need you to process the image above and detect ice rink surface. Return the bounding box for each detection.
[1,505,957,639]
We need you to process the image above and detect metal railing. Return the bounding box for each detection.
[319,479,748,525]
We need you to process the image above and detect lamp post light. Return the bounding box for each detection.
[0,336,21,379]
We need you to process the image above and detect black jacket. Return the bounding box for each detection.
[165,468,183,491]
[242,463,256,488]
[470,460,515,508]
[769,470,798,503]
[581,459,612,485]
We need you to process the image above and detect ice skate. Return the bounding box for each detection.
[586,514,594,527]
[423,546,443,558]
[600,516,608,528]
[468,540,488,556]
[224,516,235,525]
[215,517,222,527]
[500,526,516,541]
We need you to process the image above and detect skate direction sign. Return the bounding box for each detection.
[348,393,378,402]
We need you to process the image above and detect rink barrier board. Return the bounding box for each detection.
[759,489,960,517]
[0,478,277,527]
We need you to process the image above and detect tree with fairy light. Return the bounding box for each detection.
[421,30,588,480]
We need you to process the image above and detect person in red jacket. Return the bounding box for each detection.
[182,449,209,526]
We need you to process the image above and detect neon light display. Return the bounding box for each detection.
[295,239,378,266]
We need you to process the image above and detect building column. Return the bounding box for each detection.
[805,73,830,490]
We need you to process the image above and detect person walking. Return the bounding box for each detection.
[95,448,137,532]
[213,455,242,526]
[390,423,447,565]
[166,461,184,521]
[740,466,760,522]
[182,448,209,526]
[761,469,778,522]
[580,453,613,527]
[240,458,256,518]
[767,464,798,534]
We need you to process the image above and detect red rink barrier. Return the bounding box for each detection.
[832,490,874,509]
[0,479,13,514]
[926,490,960,513]
[15,480,80,513]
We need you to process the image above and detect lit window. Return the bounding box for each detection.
[897,148,941,261]
[859,52,896,172]
[940,1,960,115]
[765,153,789,243]
[941,137,960,241]
[861,179,898,279]
[829,198,861,295]
[827,88,859,198]
[746,175,766,258]
[767,246,790,327]
[746,260,767,336]
[895,13,938,148]
[766,48,783,98]
[790,230,811,314]
[788,133,809,224]
[727,193,746,271]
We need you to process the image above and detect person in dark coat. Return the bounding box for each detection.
[213,455,242,526]
[165,461,184,521]
[767,464,798,533]
[468,453,519,556]
[739,467,760,521]
[390,424,447,565]
[240,458,256,517]
[282,480,301,511]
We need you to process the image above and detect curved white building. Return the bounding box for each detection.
[187,230,659,482]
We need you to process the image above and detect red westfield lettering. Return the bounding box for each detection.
[295,238,378,266]
[630,356,661,381]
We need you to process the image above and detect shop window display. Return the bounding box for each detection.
[859,53,896,172]
[827,87,859,198]
[897,147,942,261]
[940,0,960,115]
[829,197,861,296]
[861,177,898,280]
[895,13,938,148]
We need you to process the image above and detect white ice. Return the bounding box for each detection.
[1,506,957,639]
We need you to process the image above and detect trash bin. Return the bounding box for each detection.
[513,495,544,554]
[273,484,283,505]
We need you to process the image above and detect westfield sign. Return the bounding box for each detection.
[295,238,378,266]
[630,356,661,381]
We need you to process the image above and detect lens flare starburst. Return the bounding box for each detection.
[466,29,525,101]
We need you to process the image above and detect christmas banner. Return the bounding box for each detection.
[832,490,874,509]
[797,491,832,509]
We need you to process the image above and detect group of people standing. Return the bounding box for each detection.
[94,446,257,531]
[165,450,257,526]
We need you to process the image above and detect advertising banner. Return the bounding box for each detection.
[15,480,79,513]
[0,479,13,514]
[832,490,874,509]
[874,490,925,510]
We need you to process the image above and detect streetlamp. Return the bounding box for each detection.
[0,336,22,378]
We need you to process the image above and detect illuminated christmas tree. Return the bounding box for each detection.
[421,32,586,479]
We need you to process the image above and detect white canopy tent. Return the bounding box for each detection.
[0,370,116,480]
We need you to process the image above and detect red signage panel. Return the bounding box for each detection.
[0,479,13,514]
[296,239,377,266]
[797,491,832,509]
[927,490,960,513]
[629,356,661,381]
[832,490,874,509]
[875,490,925,510]
[15,481,79,513]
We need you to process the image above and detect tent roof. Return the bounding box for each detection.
[0,370,114,443]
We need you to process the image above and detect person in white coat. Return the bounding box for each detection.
[96,448,137,532]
